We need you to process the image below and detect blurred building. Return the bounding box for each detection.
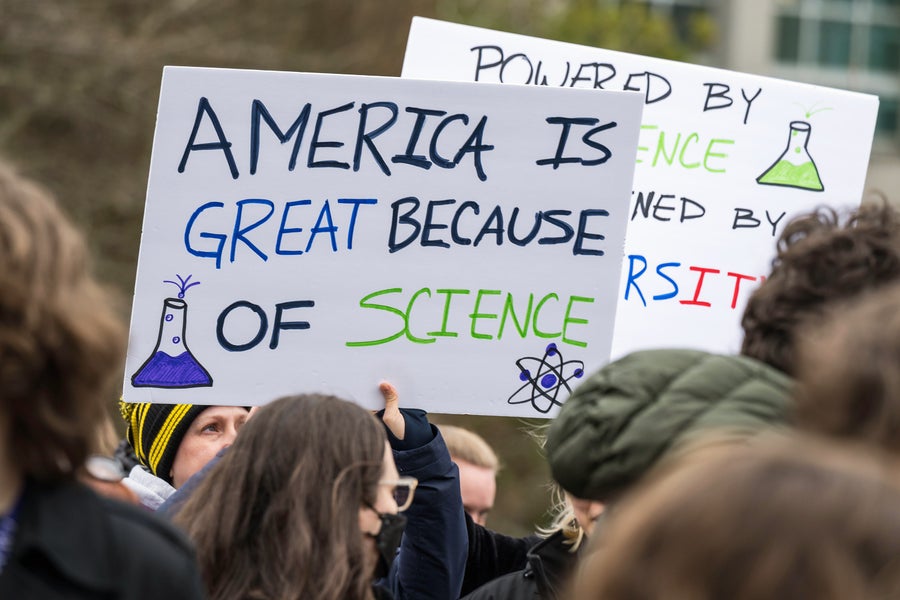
[642,0,900,197]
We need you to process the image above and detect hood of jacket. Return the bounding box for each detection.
[546,349,792,500]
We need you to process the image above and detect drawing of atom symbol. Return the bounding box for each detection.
[507,343,585,414]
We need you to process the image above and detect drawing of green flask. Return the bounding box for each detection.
[757,120,824,192]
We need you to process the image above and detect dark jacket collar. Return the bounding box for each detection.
[11,479,116,592]
[523,529,582,598]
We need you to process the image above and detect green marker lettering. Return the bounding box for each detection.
[562,295,594,347]
[533,293,560,338]
[346,287,406,347]
[426,288,469,338]
[678,133,701,169]
[498,292,534,339]
[704,138,734,173]
[469,289,501,340]
[405,287,436,344]
[653,130,681,167]
[635,124,658,164]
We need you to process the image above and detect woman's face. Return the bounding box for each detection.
[170,406,249,488]
[359,443,399,549]
[568,493,605,537]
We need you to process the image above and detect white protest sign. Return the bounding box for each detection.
[123,66,643,416]
[402,17,880,359]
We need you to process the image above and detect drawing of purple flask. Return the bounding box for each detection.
[132,298,213,388]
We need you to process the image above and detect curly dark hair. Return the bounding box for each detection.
[0,160,125,480]
[740,202,900,376]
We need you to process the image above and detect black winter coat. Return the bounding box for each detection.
[460,512,541,596]
[0,480,204,599]
[461,530,581,600]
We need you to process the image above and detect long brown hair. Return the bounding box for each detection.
[574,434,900,600]
[0,160,125,480]
[174,394,386,600]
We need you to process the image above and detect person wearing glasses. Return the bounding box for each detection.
[173,384,466,600]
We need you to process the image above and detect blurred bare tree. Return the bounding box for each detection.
[0,0,434,288]
[438,0,716,60]
[0,0,713,535]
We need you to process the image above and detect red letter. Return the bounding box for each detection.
[727,272,757,309]
[679,266,720,307]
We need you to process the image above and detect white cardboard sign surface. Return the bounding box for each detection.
[123,66,644,416]
[402,17,880,359]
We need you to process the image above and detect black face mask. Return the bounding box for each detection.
[366,508,407,579]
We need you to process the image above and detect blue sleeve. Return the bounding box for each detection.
[374,408,432,450]
[381,426,468,600]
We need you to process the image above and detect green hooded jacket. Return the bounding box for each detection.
[546,349,792,501]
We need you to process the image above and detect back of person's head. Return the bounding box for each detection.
[174,394,386,600]
[440,424,499,526]
[574,435,900,600]
[0,160,124,481]
[794,281,900,453]
[546,349,790,502]
[741,202,900,376]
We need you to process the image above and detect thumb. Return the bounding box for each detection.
[379,381,405,440]
[380,381,399,408]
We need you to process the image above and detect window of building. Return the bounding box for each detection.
[869,25,900,72]
[777,15,801,62]
[818,20,852,67]
[774,0,900,139]
[775,0,900,73]
[879,98,899,134]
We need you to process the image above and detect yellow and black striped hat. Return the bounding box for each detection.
[119,401,208,485]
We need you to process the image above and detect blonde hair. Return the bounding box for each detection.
[537,483,586,552]
[523,421,586,551]
[440,424,500,471]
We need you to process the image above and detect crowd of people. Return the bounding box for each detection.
[2,154,900,600]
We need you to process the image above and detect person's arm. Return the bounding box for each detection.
[376,383,468,600]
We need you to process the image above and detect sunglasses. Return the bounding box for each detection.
[379,477,418,511]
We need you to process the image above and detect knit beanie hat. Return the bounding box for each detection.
[119,401,209,485]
